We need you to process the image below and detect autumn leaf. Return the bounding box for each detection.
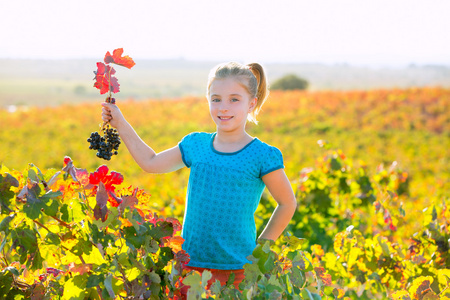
[104,48,136,69]
[62,156,89,185]
[93,62,120,94]
[315,266,332,286]
[68,262,93,275]
[333,288,345,299]
[93,182,108,222]
[118,188,139,213]
[311,244,325,258]
[89,165,124,207]
[166,217,182,233]
[46,267,63,277]
[165,236,185,253]
[409,276,435,300]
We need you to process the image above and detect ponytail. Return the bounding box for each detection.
[207,61,269,124]
[246,63,269,124]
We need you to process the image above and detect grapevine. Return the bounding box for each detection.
[88,48,135,160]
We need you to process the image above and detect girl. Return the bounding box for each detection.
[101,62,297,295]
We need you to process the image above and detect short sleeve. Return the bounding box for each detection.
[178,132,196,168]
[260,146,284,177]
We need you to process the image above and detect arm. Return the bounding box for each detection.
[101,102,185,173]
[258,169,297,241]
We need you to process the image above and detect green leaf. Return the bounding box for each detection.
[292,253,306,270]
[86,274,105,289]
[431,206,437,221]
[88,222,115,251]
[399,204,406,217]
[377,236,391,256]
[242,257,263,287]
[290,266,304,288]
[30,248,44,270]
[282,235,306,251]
[330,158,341,171]
[262,251,276,273]
[104,274,115,298]
[0,214,15,232]
[226,271,235,286]
[126,209,142,231]
[210,280,222,295]
[60,204,72,223]
[123,226,146,249]
[22,183,44,219]
[0,173,19,214]
[182,271,203,297]
[71,237,92,256]
[0,236,6,253]
[44,232,60,246]
[13,226,37,251]
[302,288,322,300]
[126,267,141,282]
[148,221,174,240]
[156,247,174,268]
[62,275,88,300]
[0,269,14,297]
[266,274,283,293]
[42,198,59,217]
[28,168,39,182]
[4,267,19,277]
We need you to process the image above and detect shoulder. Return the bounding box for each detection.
[252,138,283,157]
[180,132,213,144]
[251,139,284,177]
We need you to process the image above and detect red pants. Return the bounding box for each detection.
[179,265,245,299]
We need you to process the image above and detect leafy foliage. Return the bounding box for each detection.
[0,158,190,299]
[1,146,449,298]
[0,88,449,298]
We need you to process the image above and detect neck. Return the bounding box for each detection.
[215,129,251,144]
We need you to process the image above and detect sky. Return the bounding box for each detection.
[1,0,450,66]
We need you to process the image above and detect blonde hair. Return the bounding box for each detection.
[207,62,269,124]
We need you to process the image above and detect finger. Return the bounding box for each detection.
[101,102,117,109]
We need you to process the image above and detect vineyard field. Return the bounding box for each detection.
[0,87,449,299]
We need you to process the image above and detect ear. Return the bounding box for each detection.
[248,97,257,112]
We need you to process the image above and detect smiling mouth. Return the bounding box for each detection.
[218,116,233,120]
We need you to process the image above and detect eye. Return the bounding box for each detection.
[231,98,239,102]
[211,98,220,102]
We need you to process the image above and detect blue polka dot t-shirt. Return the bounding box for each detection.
[178,132,284,269]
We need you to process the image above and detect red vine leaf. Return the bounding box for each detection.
[46,267,63,277]
[166,217,182,233]
[176,249,190,264]
[93,62,120,94]
[166,236,185,253]
[118,191,139,212]
[104,48,136,69]
[315,266,332,286]
[89,165,123,207]
[68,262,93,275]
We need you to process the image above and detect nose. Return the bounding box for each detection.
[218,102,229,112]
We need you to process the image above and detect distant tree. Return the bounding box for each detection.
[74,85,87,95]
[271,74,309,91]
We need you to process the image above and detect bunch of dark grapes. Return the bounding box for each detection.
[87,97,120,160]
[87,125,120,160]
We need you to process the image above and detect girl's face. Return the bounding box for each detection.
[208,77,256,134]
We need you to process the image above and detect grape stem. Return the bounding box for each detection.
[101,66,114,130]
